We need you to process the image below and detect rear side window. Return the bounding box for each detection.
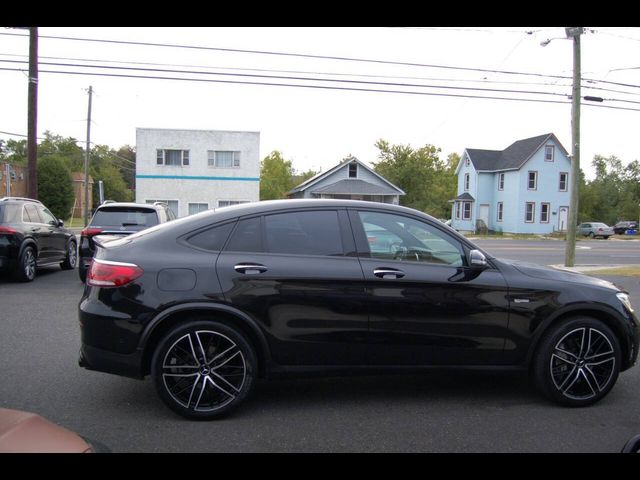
[225,217,262,253]
[264,210,344,256]
[185,222,235,251]
[92,207,159,228]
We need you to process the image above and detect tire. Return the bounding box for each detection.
[61,240,78,270]
[589,232,595,239]
[532,317,621,407]
[151,320,257,420]
[14,245,37,282]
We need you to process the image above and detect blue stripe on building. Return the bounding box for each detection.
[136,174,260,181]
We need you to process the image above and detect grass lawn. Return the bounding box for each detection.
[586,266,640,277]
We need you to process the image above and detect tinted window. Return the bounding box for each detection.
[226,217,262,253]
[264,210,343,256]
[39,207,57,225]
[186,222,235,251]
[23,204,41,223]
[92,207,160,228]
[357,211,464,267]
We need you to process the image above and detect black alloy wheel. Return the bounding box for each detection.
[533,317,620,407]
[151,320,257,420]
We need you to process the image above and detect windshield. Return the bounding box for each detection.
[92,207,159,228]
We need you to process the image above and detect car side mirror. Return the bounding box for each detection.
[57,219,64,227]
[469,249,488,269]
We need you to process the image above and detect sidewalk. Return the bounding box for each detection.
[550,264,640,275]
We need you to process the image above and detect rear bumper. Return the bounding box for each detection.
[79,344,144,380]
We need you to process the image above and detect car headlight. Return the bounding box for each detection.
[617,292,634,313]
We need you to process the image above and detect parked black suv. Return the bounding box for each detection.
[0,197,77,282]
[613,221,638,235]
[78,200,639,419]
[78,201,176,282]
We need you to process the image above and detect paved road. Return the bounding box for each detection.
[1,245,639,452]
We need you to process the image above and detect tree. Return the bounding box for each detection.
[260,151,295,200]
[372,139,457,219]
[37,155,74,220]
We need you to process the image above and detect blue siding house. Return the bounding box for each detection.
[451,133,571,234]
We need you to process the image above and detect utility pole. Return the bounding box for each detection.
[26,27,38,199]
[84,86,93,227]
[564,27,584,267]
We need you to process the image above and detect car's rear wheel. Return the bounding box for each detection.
[14,245,36,282]
[532,317,621,407]
[61,240,77,270]
[151,320,257,420]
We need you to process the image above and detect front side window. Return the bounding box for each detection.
[208,151,240,168]
[264,210,344,256]
[357,211,464,267]
[525,202,535,223]
[39,207,57,225]
[528,171,537,190]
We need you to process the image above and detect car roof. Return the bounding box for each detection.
[96,202,164,210]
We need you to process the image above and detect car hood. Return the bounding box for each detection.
[495,258,620,291]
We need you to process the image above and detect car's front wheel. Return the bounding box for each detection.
[532,317,621,407]
[151,320,257,420]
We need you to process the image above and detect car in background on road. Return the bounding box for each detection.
[78,201,176,282]
[613,221,638,235]
[0,197,77,282]
[578,222,615,239]
[78,199,639,420]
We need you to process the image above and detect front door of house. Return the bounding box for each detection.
[558,206,569,231]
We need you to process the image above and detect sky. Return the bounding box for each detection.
[1,26,639,179]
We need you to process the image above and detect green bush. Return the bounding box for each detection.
[37,155,74,220]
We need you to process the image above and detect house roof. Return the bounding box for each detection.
[311,179,403,196]
[464,133,569,172]
[451,192,475,202]
[287,158,405,196]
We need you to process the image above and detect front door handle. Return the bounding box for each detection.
[234,263,268,275]
[373,268,405,279]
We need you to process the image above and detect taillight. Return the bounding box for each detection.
[81,227,103,237]
[0,226,17,234]
[87,259,143,287]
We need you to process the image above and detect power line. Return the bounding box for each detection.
[2,65,640,113]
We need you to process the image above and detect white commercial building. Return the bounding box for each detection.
[135,128,260,217]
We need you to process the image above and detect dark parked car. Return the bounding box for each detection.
[78,201,176,282]
[613,221,638,235]
[78,200,639,419]
[0,197,77,282]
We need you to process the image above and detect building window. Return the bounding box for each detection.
[465,156,470,166]
[455,202,461,220]
[559,172,568,192]
[218,200,249,208]
[188,203,208,215]
[528,171,537,190]
[156,149,189,166]
[525,202,535,223]
[464,173,470,191]
[541,203,550,223]
[545,145,555,162]
[498,172,505,191]
[146,199,179,217]
[462,202,472,220]
[497,202,503,222]
[348,163,358,178]
[208,151,240,168]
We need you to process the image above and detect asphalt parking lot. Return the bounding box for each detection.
[1,240,639,452]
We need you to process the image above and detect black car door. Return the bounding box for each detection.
[349,208,510,366]
[215,209,368,366]
[22,203,54,263]
[38,206,67,261]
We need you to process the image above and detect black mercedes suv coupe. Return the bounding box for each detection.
[78,200,639,419]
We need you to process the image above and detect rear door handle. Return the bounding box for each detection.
[234,263,268,275]
[373,268,405,279]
